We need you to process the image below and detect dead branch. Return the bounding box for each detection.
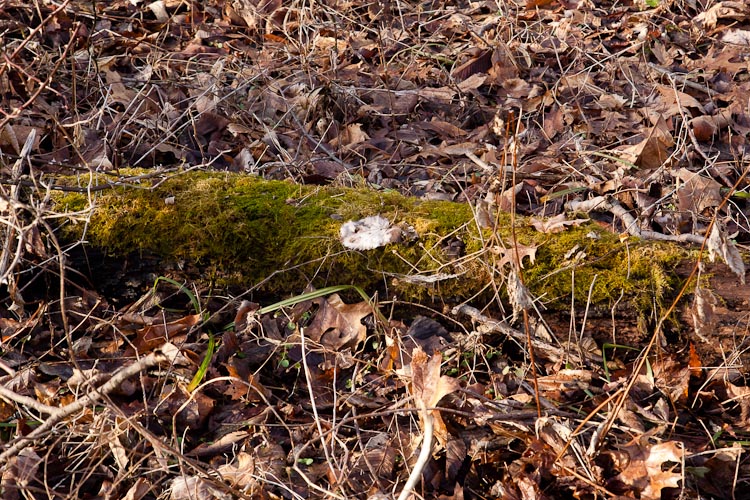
[0,344,183,466]
[452,304,602,364]
[566,196,706,245]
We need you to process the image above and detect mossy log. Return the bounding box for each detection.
[53,171,701,318]
[49,170,750,368]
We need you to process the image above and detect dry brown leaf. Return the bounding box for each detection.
[542,104,566,139]
[0,124,39,155]
[722,29,750,46]
[612,441,683,500]
[596,93,627,110]
[707,223,746,283]
[536,369,593,394]
[494,242,538,269]
[691,284,718,342]
[225,362,271,402]
[347,433,397,492]
[526,0,557,8]
[536,417,581,469]
[329,123,369,149]
[507,268,533,319]
[131,314,202,354]
[0,448,42,494]
[725,383,750,424]
[415,120,467,139]
[409,347,460,447]
[502,78,540,99]
[675,167,723,214]
[78,127,113,170]
[655,84,705,116]
[688,342,703,378]
[694,2,748,30]
[169,476,220,500]
[217,452,258,489]
[617,115,674,170]
[0,303,44,343]
[122,478,151,500]
[690,109,733,142]
[650,354,692,404]
[693,45,749,75]
[457,72,488,93]
[452,50,492,81]
[440,141,479,156]
[306,294,372,350]
[496,181,524,211]
[368,89,423,114]
[156,383,215,430]
[410,348,458,410]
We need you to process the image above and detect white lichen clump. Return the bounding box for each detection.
[340,215,404,250]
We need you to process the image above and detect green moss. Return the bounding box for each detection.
[52,170,692,317]
[522,225,688,314]
[53,171,468,294]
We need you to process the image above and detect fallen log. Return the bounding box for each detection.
[51,170,748,365]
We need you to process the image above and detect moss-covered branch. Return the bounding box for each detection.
[53,170,691,312]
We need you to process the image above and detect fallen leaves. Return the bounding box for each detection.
[675,167,724,214]
[616,115,674,171]
[609,441,683,500]
[129,313,203,354]
[306,293,372,351]
[2,0,750,499]
[707,222,746,283]
[530,213,589,234]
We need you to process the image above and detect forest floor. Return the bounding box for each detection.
[1,0,750,498]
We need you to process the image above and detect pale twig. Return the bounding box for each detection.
[0,345,181,465]
[293,328,347,500]
[566,196,706,244]
[0,385,57,416]
[647,62,712,95]
[396,412,433,500]
[452,304,602,364]
[0,359,15,377]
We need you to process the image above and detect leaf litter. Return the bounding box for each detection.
[1,0,750,498]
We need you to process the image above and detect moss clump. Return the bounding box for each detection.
[52,170,690,316]
[53,171,478,295]
[523,227,688,314]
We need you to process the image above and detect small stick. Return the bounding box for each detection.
[0,346,179,465]
[396,410,434,500]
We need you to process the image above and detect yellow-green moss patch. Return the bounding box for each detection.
[53,170,692,315]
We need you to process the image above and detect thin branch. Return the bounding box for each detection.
[0,385,57,416]
[396,412,433,500]
[452,303,602,364]
[0,346,180,465]
[566,196,706,245]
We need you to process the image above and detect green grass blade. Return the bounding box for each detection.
[153,276,202,316]
[187,334,215,393]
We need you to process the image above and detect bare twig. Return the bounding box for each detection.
[0,345,181,465]
[452,304,602,364]
[647,62,713,95]
[566,196,706,244]
[396,412,433,500]
[0,385,57,416]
